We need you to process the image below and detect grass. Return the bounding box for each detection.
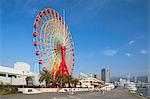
[0,90,20,95]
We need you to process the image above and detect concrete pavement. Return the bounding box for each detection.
[0,88,145,99]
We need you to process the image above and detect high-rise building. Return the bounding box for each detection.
[101,67,110,83]
[136,76,148,83]
[148,75,150,83]
[130,76,137,83]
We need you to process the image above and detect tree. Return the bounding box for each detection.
[56,74,66,88]
[56,75,74,88]
[66,75,74,88]
[73,78,79,88]
[39,69,52,87]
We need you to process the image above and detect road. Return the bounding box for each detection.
[0,88,145,99]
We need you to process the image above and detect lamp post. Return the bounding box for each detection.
[22,71,24,88]
[10,76,12,85]
[10,76,13,91]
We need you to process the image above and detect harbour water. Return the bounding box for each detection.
[137,88,150,98]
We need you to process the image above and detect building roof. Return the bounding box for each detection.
[0,62,34,76]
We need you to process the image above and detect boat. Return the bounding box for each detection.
[118,78,137,93]
[124,82,137,93]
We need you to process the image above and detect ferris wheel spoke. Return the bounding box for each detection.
[44,23,48,47]
[42,53,58,69]
[66,46,74,51]
[65,32,71,39]
[41,54,52,60]
[65,32,71,38]
[65,39,73,46]
[65,37,72,44]
[66,51,74,54]
[66,50,74,54]
[65,42,74,47]
[39,43,54,52]
[66,53,74,57]
[51,56,59,74]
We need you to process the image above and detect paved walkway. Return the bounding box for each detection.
[0,88,145,99]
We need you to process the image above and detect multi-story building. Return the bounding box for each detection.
[136,76,148,83]
[78,73,104,89]
[0,62,34,86]
[148,75,150,83]
[101,67,110,83]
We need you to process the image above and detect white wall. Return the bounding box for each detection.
[14,62,30,73]
[0,62,33,85]
[0,76,26,85]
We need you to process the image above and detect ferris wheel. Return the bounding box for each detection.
[33,8,75,78]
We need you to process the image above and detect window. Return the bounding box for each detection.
[8,74,16,78]
[0,73,6,77]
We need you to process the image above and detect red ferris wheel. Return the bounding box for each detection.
[33,8,75,79]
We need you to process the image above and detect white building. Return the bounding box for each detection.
[0,62,34,86]
[78,73,104,89]
[101,83,115,91]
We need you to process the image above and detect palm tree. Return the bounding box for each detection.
[73,78,79,88]
[56,74,66,88]
[66,75,74,88]
[56,75,74,88]
[39,69,52,87]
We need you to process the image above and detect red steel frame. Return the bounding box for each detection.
[56,45,69,78]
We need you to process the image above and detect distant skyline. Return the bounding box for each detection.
[0,0,149,77]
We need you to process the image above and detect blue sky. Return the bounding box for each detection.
[0,0,149,77]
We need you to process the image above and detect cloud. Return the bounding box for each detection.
[128,40,135,45]
[69,0,107,22]
[84,0,107,18]
[136,35,144,40]
[104,49,116,56]
[140,50,149,54]
[125,53,131,57]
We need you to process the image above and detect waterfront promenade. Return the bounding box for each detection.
[0,88,145,99]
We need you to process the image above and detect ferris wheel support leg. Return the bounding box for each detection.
[56,67,60,78]
[61,61,65,76]
[64,62,69,76]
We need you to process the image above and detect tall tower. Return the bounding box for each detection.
[101,67,110,83]
[148,75,150,83]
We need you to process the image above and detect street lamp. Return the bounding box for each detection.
[22,71,24,88]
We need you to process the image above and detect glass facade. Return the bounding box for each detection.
[101,68,110,83]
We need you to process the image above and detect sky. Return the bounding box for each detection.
[0,0,149,77]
